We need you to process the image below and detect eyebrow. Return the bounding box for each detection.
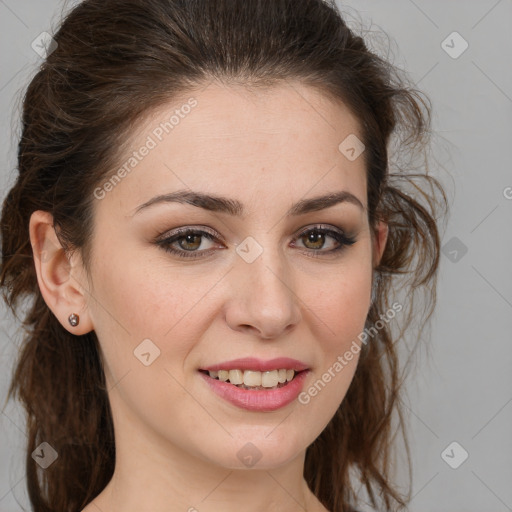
[132,189,365,217]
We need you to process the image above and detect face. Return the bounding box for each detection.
[81,81,385,470]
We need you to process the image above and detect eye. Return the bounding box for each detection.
[155,227,221,259]
[291,225,356,257]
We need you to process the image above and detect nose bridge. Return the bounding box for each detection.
[227,234,301,338]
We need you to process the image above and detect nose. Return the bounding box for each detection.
[224,244,302,340]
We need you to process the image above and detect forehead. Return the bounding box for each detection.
[96,81,368,218]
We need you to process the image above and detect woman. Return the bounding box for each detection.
[0,0,448,511]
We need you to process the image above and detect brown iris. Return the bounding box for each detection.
[301,230,326,250]
[179,233,202,251]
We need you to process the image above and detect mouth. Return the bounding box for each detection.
[198,368,306,391]
[197,357,311,411]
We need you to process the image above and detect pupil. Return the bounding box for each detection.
[305,231,324,249]
[181,234,201,250]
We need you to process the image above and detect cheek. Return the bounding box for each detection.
[299,261,370,408]
[307,261,372,346]
[294,276,370,442]
[86,254,205,427]
[89,250,202,338]
[87,247,225,390]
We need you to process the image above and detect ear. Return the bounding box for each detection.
[372,220,388,267]
[29,210,94,335]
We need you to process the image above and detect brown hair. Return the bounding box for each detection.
[0,1,449,511]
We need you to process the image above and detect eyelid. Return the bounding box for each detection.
[154,225,222,243]
[295,223,345,237]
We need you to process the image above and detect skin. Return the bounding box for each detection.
[30,81,388,512]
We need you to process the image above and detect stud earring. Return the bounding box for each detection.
[68,313,80,327]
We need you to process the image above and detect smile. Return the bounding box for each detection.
[198,368,310,412]
[202,368,297,389]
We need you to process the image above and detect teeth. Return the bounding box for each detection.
[228,369,243,385]
[207,368,297,387]
[243,370,261,387]
[261,370,278,388]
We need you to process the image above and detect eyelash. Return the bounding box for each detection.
[155,225,356,260]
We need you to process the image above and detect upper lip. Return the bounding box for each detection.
[200,357,309,372]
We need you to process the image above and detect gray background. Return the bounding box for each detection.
[0,1,511,511]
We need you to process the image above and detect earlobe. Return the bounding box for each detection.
[29,210,94,335]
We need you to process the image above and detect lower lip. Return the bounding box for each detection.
[199,370,310,412]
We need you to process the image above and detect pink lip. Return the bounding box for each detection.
[199,369,310,412]
[200,357,309,372]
